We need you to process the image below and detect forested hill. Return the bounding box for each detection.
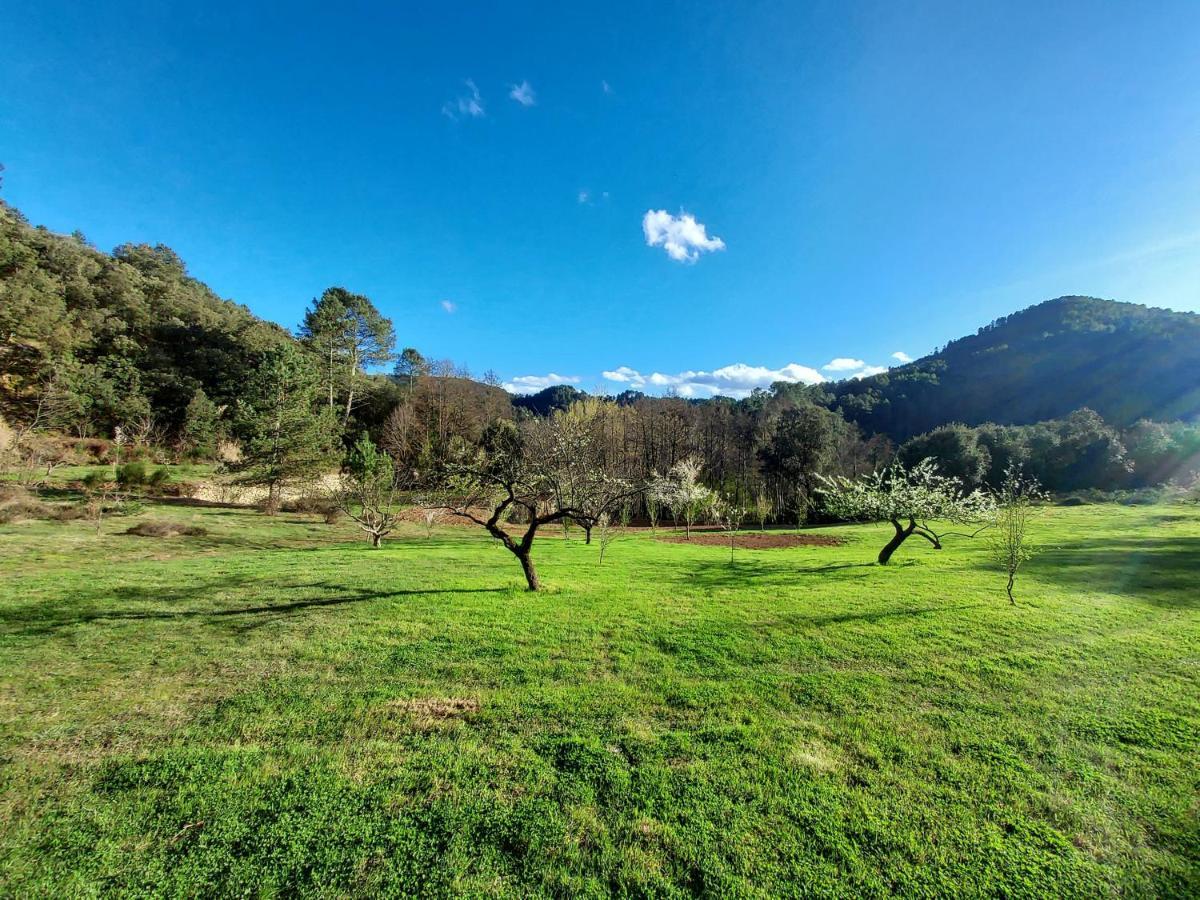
[0,199,291,432]
[823,296,1200,441]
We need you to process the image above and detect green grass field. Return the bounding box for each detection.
[0,501,1197,897]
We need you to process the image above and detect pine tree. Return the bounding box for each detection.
[234,344,338,513]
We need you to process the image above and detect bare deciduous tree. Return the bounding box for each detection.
[427,416,639,591]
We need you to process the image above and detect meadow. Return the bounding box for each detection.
[0,499,1196,897]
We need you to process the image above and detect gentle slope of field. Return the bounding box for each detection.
[0,502,1197,896]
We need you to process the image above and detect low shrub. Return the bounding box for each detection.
[0,499,53,524]
[116,461,148,488]
[0,483,31,504]
[282,494,337,515]
[80,471,109,492]
[124,521,208,537]
[146,467,171,491]
[55,505,86,522]
[116,499,146,517]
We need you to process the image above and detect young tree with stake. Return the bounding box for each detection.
[987,465,1047,603]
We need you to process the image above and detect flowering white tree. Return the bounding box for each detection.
[817,458,995,565]
[664,456,715,539]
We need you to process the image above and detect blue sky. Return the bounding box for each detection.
[3,1,1200,397]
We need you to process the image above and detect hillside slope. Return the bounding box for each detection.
[824,296,1200,440]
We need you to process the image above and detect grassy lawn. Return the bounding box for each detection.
[0,502,1196,896]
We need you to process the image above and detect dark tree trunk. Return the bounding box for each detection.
[517,549,540,591]
[878,518,913,565]
[1006,572,1015,604]
[487,515,543,591]
[265,483,281,516]
[370,532,382,548]
[584,524,592,544]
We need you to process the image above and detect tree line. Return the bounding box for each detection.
[4,198,1198,515]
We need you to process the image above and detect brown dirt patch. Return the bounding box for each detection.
[656,531,845,550]
[391,697,480,719]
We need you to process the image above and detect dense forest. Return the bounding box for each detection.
[824,295,1200,440]
[3,199,1199,511]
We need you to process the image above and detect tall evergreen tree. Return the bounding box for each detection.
[298,287,395,426]
[233,343,338,513]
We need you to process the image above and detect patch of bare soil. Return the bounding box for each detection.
[656,531,845,550]
[392,697,481,719]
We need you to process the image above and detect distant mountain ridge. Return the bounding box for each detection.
[821,296,1200,441]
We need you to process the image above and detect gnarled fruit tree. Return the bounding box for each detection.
[817,459,994,565]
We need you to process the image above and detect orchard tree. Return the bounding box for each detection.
[987,466,1047,603]
[817,458,994,565]
[665,456,714,538]
[714,496,746,564]
[298,287,396,426]
[233,343,339,514]
[429,417,631,591]
[546,401,639,543]
[335,434,404,547]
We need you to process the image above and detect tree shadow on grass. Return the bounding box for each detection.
[0,578,505,639]
[673,558,911,592]
[1010,536,1200,608]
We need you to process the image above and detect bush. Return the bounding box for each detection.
[55,505,86,522]
[116,461,148,488]
[282,495,338,516]
[124,521,208,537]
[146,467,171,491]
[117,499,147,517]
[0,483,31,504]
[0,499,53,524]
[80,471,109,492]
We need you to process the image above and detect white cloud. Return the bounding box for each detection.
[509,80,536,106]
[823,357,865,372]
[602,362,824,399]
[601,80,613,94]
[891,351,913,363]
[442,79,485,120]
[853,365,888,379]
[642,210,726,263]
[503,373,581,394]
[440,299,457,314]
[578,190,590,204]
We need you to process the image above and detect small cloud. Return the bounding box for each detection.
[602,362,823,399]
[601,80,613,95]
[642,210,726,263]
[823,357,865,372]
[440,300,457,314]
[509,80,536,107]
[503,373,581,394]
[578,190,590,204]
[891,351,913,363]
[442,79,485,120]
[854,365,888,379]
